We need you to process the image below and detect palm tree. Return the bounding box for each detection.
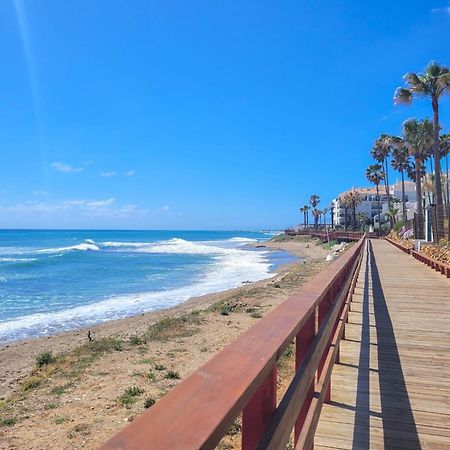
[394,61,450,240]
[401,118,433,240]
[299,206,307,227]
[371,134,394,212]
[356,212,369,230]
[304,205,311,227]
[309,195,320,209]
[366,164,384,233]
[309,195,320,230]
[390,141,411,221]
[385,207,399,226]
[322,207,329,229]
[440,133,450,220]
[338,195,349,230]
[312,208,321,230]
[344,189,362,230]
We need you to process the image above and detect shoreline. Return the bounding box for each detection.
[0,237,294,348]
[0,235,331,449]
[0,239,309,397]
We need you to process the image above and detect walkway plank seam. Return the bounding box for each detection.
[315,239,450,449]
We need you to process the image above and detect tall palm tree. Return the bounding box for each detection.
[322,207,329,229]
[304,205,311,227]
[401,118,433,240]
[440,133,450,220]
[371,134,394,211]
[309,195,320,230]
[366,164,384,233]
[394,61,450,240]
[309,195,320,209]
[299,206,307,227]
[338,195,348,230]
[390,141,411,221]
[344,189,362,230]
[312,208,321,230]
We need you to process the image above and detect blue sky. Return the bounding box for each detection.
[1,1,449,230]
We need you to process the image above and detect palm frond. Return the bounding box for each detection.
[394,87,412,105]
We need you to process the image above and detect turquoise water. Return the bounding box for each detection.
[0,230,295,343]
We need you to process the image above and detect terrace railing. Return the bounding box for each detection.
[101,235,366,450]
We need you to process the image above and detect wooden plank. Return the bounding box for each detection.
[316,239,450,449]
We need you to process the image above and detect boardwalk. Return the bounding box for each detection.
[316,239,450,449]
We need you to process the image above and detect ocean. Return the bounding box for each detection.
[0,230,295,343]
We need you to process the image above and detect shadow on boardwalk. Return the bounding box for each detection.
[351,241,421,450]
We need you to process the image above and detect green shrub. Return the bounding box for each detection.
[144,397,155,408]
[36,351,56,367]
[154,363,166,371]
[22,375,44,391]
[117,387,144,407]
[219,307,231,316]
[1,417,17,427]
[164,370,180,380]
[54,416,67,425]
[129,335,145,346]
[393,220,404,232]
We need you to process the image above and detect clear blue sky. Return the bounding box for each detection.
[1,1,449,230]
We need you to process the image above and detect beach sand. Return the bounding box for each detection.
[0,236,333,449]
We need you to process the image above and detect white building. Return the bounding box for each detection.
[332,181,418,227]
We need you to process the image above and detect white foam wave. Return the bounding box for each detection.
[228,237,258,243]
[0,258,36,262]
[0,237,274,342]
[101,241,151,248]
[37,243,100,254]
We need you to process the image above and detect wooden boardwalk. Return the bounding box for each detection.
[315,239,450,449]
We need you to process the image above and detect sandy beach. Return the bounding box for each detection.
[0,235,333,449]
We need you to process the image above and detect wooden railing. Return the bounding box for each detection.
[101,236,366,450]
[284,229,377,242]
[384,238,450,278]
[411,250,450,278]
[384,237,411,254]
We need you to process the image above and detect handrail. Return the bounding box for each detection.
[285,230,377,241]
[101,235,367,450]
[384,237,411,254]
[411,249,450,278]
[384,238,450,278]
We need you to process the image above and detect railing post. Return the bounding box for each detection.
[318,290,333,403]
[294,313,315,446]
[242,366,277,450]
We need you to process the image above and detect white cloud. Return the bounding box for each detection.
[100,171,117,177]
[51,162,83,173]
[32,190,48,196]
[161,205,170,211]
[124,170,136,176]
[83,160,93,166]
[432,5,450,14]
[0,198,147,219]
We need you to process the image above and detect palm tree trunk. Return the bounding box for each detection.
[384,158,392,228]
[352,206,356,230]
[415,159,425,239]
[432,97,445,240]
[376,184,381,236]
[446,154,449,219]
[401,169,407,221]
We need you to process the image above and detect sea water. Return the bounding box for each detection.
[0,230,295,343]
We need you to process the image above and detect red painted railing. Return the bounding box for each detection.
[384,238,450,278]
[284,230,377,241]
[384,237,411,254]
[411,250,450,278]
[101,236,366,450]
